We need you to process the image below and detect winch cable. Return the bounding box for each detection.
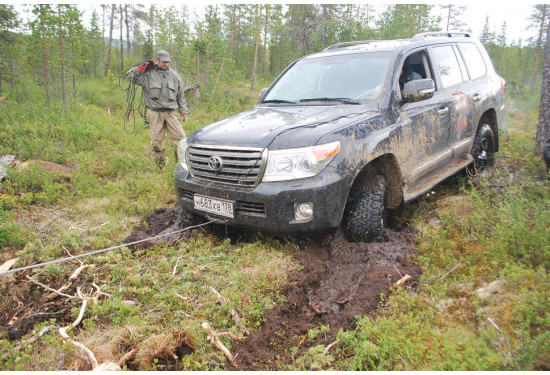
[0,220,218,277]
[119,67,149,135]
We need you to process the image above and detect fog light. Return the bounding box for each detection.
[294,202,314,222]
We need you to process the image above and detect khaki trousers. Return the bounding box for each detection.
[147,109,186,165]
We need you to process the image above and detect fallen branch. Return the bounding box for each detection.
[45,264,92,300]
[217,331,247,342]
[184,83,200,94]
[324,340,339,354]
[2,324,54,360]
[172,257,181,276]
[391,274,412,289]
[26,275,78,300]
[58,288,99,368]
[202,322,238,368]
[117,336,155,367]
[438,263,462,281]
[209,286,249,335]
[210,286,229,304]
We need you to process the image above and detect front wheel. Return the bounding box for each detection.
[468,124,495,175]
[343,174,386,242]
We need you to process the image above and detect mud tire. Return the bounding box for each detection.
[468,124,495,175]
[343,174,386,242]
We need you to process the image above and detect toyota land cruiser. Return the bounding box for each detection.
[175,31,506,242]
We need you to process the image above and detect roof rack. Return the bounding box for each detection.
[323,41,377,51]
[411,31,471,41]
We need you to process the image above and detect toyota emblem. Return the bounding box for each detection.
[208,156,223,171]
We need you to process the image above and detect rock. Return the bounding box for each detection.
[428,217,442,229]
[0,155,16,180]
[475,280,507,299]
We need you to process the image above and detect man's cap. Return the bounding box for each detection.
[156,50,171,62]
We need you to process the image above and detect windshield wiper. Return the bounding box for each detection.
[262,99,297,104]
[299,97,361,104]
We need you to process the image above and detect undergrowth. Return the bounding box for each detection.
[0,78,548,370]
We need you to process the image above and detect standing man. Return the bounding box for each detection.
[127,51,188,169]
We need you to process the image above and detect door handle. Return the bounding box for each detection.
[438,107,449,116]
[473,93,482,101]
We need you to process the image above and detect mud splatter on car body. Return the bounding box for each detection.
[175,31,505,242]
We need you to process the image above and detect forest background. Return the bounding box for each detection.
[1,3,548,107]
[0,3,549,371]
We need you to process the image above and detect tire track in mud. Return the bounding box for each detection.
[124,207,421,370]
[231,228,421,370]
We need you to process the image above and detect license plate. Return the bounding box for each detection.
[193,194,235,218]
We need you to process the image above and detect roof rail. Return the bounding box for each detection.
[323,41,376,51]
[411,31,471,41]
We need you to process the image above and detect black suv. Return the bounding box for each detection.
[175,31,506,242]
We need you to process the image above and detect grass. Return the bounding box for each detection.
[0,78,548,370]
[323,96,550,371]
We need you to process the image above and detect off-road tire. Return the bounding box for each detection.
[343,174,386,242]
[468,124,495,175]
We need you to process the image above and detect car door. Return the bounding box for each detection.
[428,44,476,162]
[450,42,490,157]
[396,49,454,185]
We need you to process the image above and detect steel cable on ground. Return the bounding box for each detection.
[0,220,218,277]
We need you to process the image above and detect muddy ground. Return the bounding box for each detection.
[229,224,420,370]
[0,205,420,370]
[124,206,421,370]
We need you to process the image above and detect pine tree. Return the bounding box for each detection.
[536,22,550,152]
[528,4,549,89]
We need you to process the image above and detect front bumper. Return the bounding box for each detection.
[174,163,351,235]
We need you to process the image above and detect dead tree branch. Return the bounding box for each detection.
[26,275,78,300]
[391,274,412,289]
[202,322,238,368]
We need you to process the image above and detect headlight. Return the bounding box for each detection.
[177,138,189,171]
[262,141,340,182]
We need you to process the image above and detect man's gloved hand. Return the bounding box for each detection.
[137,59,154,73]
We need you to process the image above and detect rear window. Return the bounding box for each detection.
[458,43,487,80]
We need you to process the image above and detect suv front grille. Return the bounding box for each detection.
[187,144,266,187]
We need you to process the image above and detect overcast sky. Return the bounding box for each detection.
[10,1,542,45]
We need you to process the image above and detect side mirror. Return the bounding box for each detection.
[402,79,435,103]
[258,88,268,103]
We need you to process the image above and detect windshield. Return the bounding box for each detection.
[263,52,392,103]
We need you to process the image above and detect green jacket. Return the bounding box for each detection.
[128,64,188,115]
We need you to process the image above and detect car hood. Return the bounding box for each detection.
[190,104,378,149]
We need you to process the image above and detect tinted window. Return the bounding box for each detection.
[458,43,487,80]
[431,46,464,89]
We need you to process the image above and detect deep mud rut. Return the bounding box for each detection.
[124,206,421,370]
[0,206,420,370]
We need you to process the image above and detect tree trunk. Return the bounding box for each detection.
[249,5,262,97]
[119,5,124,70]
[536,23,550,152]
[531,6,547,90]
[73,73,76,99]
[58,5,67,105]
[125,5,130,55]
[104,4,115,77]
[196,41,200,82]
[321,5,328,48]
[261,6,269,78]
[39,5,50,104]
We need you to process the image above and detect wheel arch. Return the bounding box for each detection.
[477,109,499,152]
[350,154,404,210]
